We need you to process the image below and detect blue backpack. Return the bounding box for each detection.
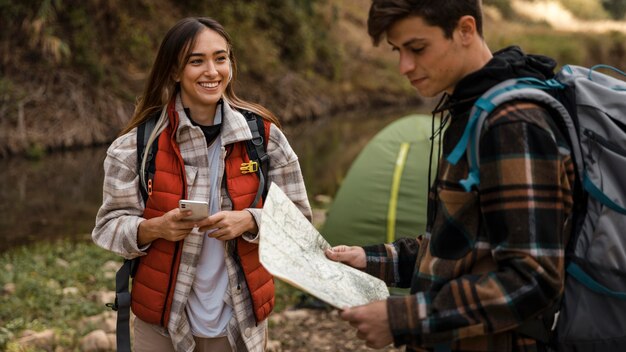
[447,65,626,351]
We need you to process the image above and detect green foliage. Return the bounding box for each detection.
[0,0,165,86]
[0,326,12,351]
[1,0,341,94]
[0,0,69,65]
[0,240,120,346]
[176,0,341,79]
[273,279,306,312]
[498,31,585,64]
[558,0,609,20]
[602,0,626,19]
[0,0,29,20]
[487,0,610,20]
[484,0,515,18]
[64,5,104,80]
[25,143,46,160]
[0,238,306,349]
[488,27,626,68]
[0,77,12,96]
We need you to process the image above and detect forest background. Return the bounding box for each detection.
[1,0,626,158]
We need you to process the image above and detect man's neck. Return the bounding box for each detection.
[469,41,494,75]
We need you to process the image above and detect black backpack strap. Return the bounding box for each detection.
[137,115,159,205]
[242,110,270,207]
[106,258,139,352]
[107,114,160,351]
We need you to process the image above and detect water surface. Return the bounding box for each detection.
[0,106,426,251]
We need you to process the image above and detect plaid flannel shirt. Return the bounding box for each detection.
[364,102,574,351]
[92,95,312,352]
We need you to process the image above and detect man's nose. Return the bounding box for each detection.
[398,53,415,75]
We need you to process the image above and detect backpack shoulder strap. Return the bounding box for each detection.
[446,77,577,191]
[108,113,160,352]
[241,110,271,207]
[137,113,160,204]
[106,258,138,352]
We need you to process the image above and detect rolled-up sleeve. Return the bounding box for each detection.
[92,131,148,259]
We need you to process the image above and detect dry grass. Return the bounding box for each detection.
[512,0,626,33]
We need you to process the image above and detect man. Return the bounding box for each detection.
[325,1,574,351]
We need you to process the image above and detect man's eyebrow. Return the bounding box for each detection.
[387,38,426,48]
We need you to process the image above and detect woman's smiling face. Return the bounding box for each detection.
[177,28,230,123]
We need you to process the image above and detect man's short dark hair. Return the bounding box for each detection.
[368,0,484,45]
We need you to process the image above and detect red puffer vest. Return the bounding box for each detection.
[130,100,274,327]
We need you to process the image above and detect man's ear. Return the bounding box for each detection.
[456,15,478,44]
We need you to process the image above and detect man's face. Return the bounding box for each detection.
[387,16,467,97]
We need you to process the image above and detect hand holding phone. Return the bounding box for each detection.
[178,200,209,221]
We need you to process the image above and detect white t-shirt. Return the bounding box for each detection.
[186,109,232,337]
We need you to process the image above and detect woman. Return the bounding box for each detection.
[92,17,312,352]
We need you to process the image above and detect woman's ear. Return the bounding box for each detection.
[171,70,180,83]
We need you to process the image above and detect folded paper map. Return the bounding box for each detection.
[259,183,389,308]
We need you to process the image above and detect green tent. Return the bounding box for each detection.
[322,114,435,246]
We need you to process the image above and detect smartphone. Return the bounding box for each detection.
[178,200,209,221]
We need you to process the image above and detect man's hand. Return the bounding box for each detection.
[324,245,366,269]
[340,300,393,349]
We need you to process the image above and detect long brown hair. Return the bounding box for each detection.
[120,17,280,136]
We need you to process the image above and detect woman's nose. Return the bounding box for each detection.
[204,62,218,76]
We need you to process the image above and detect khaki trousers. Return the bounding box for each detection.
[133,317,233,352]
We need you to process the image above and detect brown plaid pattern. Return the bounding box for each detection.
[364,102,574,351]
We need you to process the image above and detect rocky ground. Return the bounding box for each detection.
[268,307,403,352]
[9,291,404,352]
[13,307,404,352]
